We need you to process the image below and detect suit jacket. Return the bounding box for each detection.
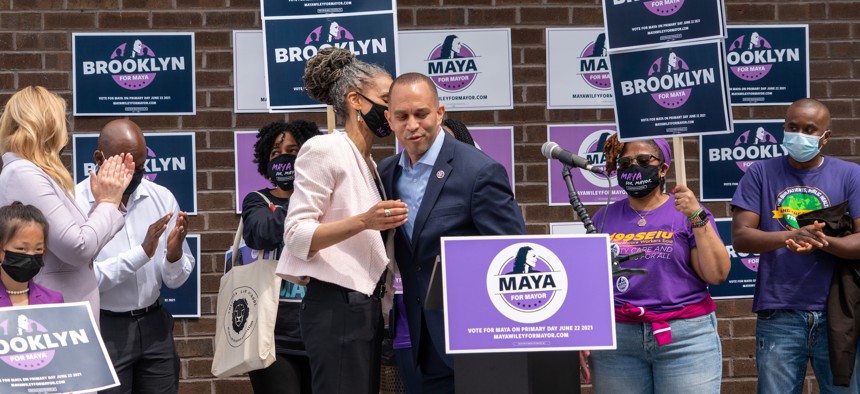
[0,280,65,307]
[280,132,391,295]
[378,133,526,367]
[0,153,124,316]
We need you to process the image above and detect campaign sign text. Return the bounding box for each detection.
[72,133,198,215]
[609,40,732,141]
[442,235,615,353]
[546,28,614,109]
[398,29,513,111]
[262,0,392,18]
[725,25,809,106]
[699,120,785,201]
[709,219,757,299]
[72,33,195,116]
[547,124,627,206]
[0,302,118,393]
[160,235,200,318]
[263,12,398,110]
[602,0,725,52]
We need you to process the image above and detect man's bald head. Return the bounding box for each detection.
[788,98,831,131]
[96,119,147,169]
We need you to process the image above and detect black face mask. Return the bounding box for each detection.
[617,164,662,199]
[2,251,44,283]
[357,92,392,138]
[124,169,145,196]
[267,154,297,191]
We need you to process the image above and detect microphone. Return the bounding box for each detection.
[541,141,605,175]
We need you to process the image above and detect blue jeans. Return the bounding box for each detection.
[756,309,859,394]
[590,312,722,394]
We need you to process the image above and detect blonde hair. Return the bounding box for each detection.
[0,86,74,193]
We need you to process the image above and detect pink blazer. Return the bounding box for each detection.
[0,153,124,316]
[0,280,64,307]
[280,132,390,295]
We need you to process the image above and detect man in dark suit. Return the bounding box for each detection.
[379,73,526,392]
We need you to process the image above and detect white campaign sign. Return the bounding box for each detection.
[398,29,513,111]
[546,28,614,109]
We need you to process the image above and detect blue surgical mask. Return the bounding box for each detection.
[783,131,826,163]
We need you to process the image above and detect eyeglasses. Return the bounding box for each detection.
[617,154,659,169]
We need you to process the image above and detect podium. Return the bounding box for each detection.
[430,235,614,393]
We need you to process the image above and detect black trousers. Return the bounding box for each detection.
[300,279,384,394]
[248,353,312,394]
[98,307,179,394]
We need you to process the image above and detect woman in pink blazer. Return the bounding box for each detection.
[0,86,132,316]
[280,48,407,394]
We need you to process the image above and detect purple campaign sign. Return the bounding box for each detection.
[396,126,515,192]
[234,131,271,214]
[548,124,626,206]
[441,235,616,353]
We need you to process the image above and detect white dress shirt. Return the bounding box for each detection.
[75,178,195,312]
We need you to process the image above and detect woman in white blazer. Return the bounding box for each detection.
[280,48,407,394]
[0,86,132,319]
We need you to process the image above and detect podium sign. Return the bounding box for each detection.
[441,235,615,354]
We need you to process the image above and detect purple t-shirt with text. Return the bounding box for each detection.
[594,195,717,313]
[731,156,860,312]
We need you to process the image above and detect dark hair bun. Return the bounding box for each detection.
[303,47,356,105]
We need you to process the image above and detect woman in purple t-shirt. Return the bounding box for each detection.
[587,134,730,393]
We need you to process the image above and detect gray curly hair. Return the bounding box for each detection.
[302,47,390,121]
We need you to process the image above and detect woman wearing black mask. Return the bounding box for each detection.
[584,134,730,394]
[240,120,321,394]
[281,47,408,394]
[0,202,64,307]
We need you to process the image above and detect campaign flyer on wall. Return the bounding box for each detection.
[699,120,785,201]
[546,28,614,109]
[72,33,195,116]
[709,219,757,299]
[602,0,726,52]
[547,124,626,206]
[442,235,616,353]
[261,0,398,110]
[160,234,201,318]
[609,40,732,141]
[72,133,198,215]
[725,25,809,106]
[398,29,513,111]
[0,303,119,393]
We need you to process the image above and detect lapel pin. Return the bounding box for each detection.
[436,170,445,179]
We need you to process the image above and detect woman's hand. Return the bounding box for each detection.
[579,350,591,385]
[90,153,134,207]
[672,184,701,218]
[361,200,408,231]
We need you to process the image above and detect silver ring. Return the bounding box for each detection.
[384,209,391,218]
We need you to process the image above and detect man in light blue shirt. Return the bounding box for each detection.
[379,73,525,393]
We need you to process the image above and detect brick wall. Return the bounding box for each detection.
[1,0,857,393]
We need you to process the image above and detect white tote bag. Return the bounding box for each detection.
[211,213,281,377]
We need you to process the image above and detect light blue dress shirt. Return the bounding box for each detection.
[396,129,446,240]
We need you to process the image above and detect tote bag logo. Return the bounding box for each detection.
[486,243,568,324]
[224,286,259,346]
[426,34,479,93]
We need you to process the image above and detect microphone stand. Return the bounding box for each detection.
[561,165,647,277]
